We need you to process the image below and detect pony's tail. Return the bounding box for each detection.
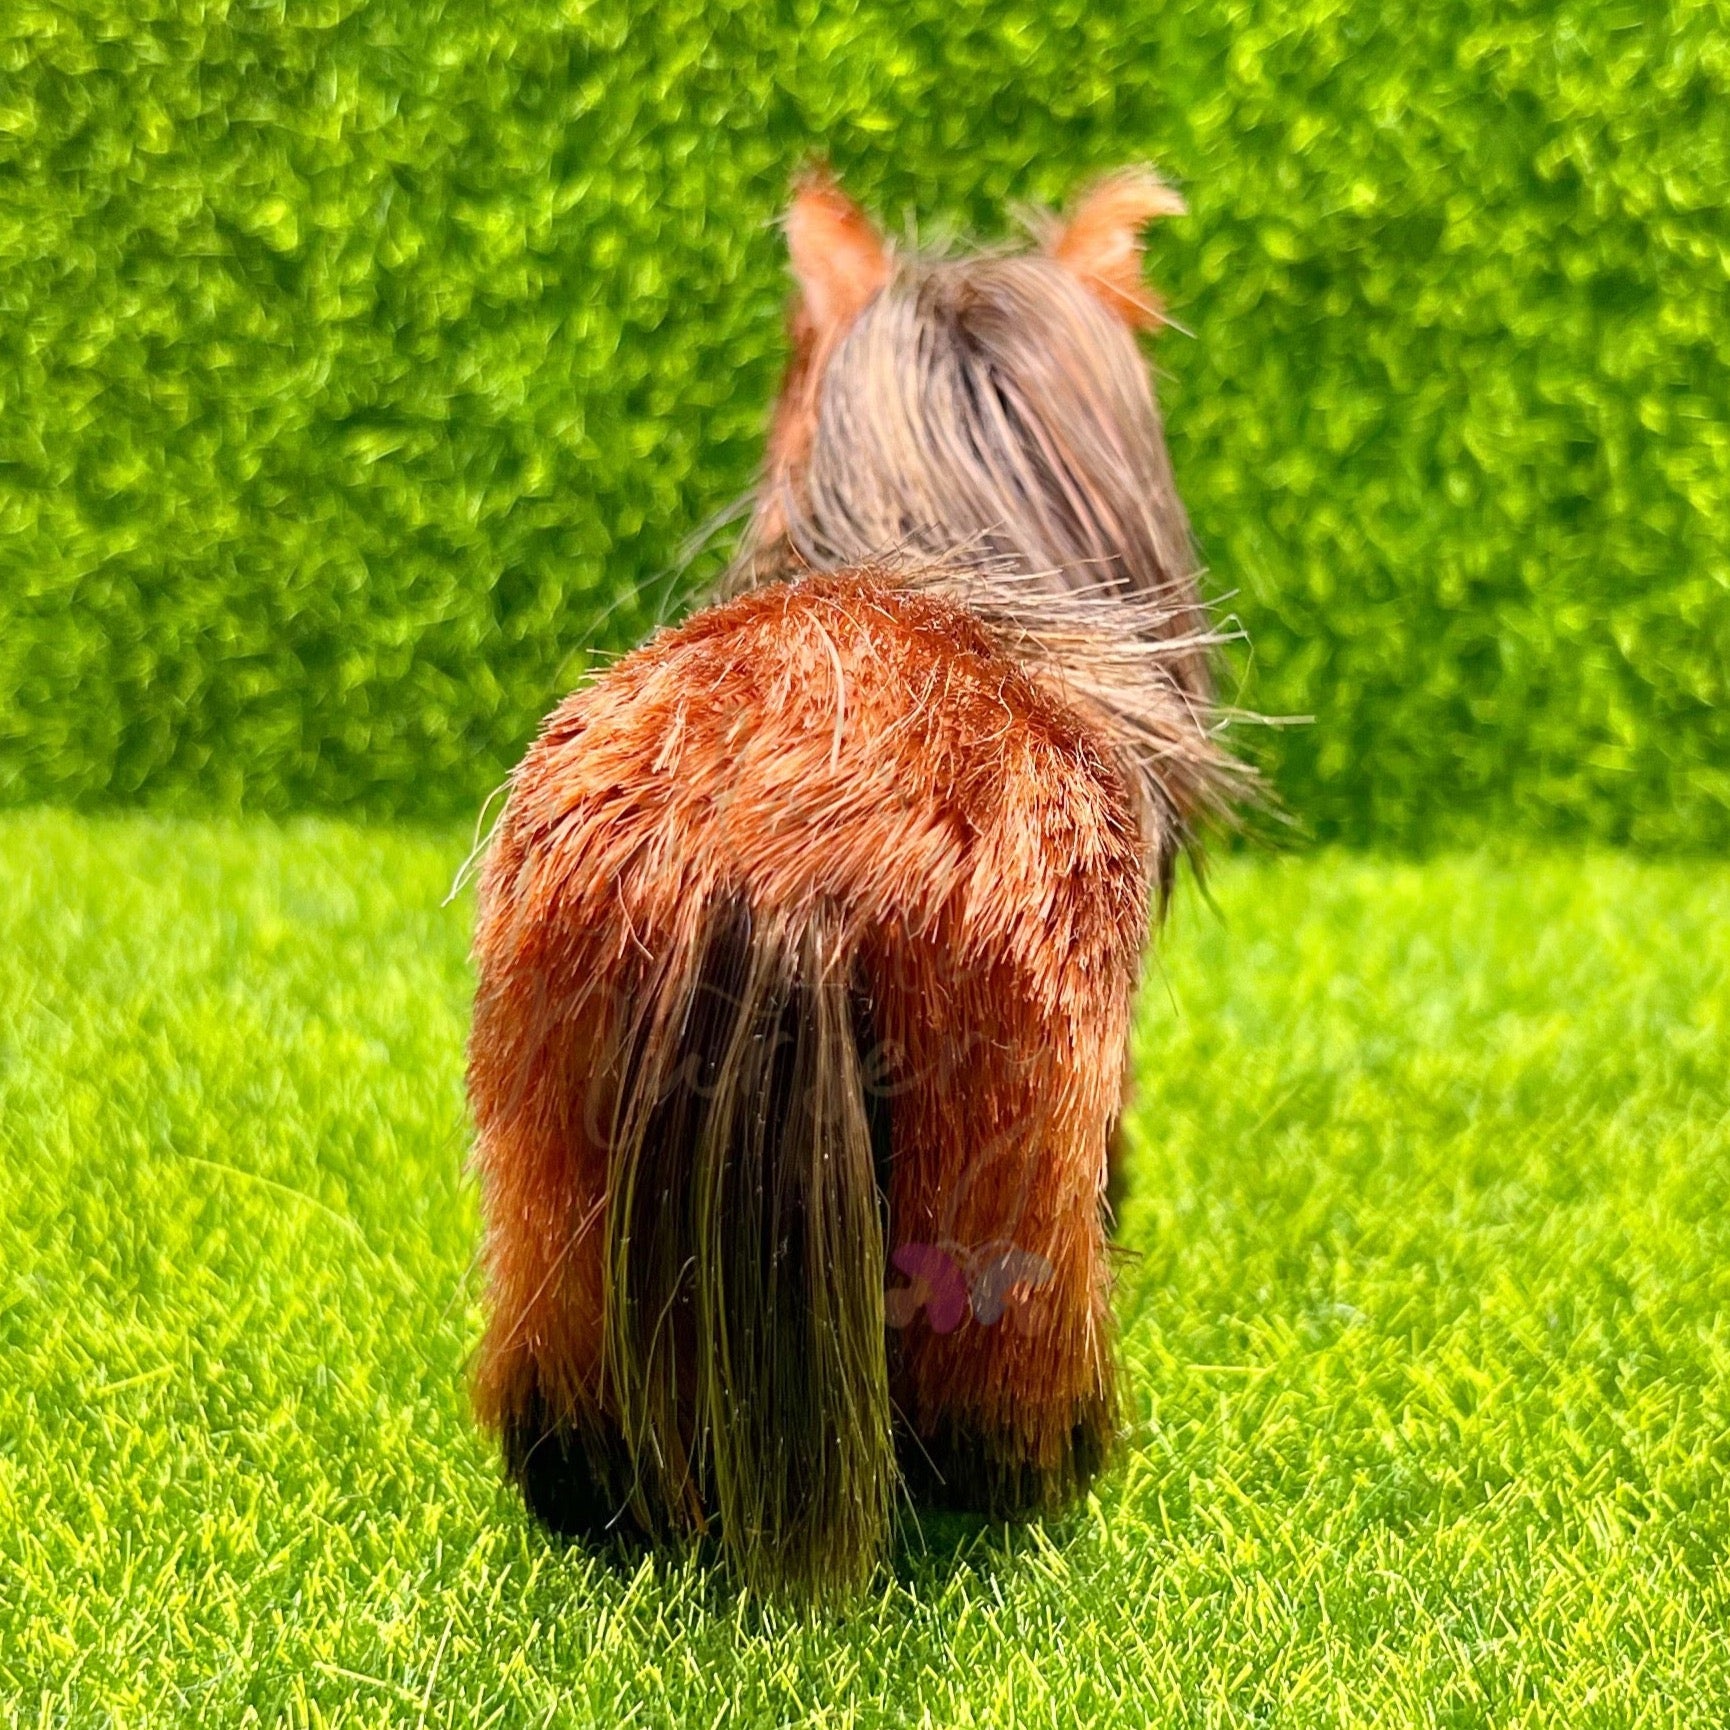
[604,893,895,1597]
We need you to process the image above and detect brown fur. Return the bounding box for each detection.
[468,168,1243,1594]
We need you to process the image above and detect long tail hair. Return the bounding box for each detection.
[604,895,893,1594]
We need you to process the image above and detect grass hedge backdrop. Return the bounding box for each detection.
[1,0,1726,845]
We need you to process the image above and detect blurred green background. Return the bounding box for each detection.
[2,0,1725,845]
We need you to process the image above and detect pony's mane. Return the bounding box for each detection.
[725,247,1248,874]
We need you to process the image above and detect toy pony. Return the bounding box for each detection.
[467,166,1239,1596]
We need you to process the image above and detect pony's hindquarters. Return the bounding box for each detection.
[467,572,1150,1593]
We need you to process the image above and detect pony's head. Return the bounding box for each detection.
[732,166,1208,701]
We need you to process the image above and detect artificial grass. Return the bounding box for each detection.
[4,0,1728,844]
[2,810,1727,1725]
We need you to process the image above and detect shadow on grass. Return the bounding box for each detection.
[511,1487,1085,1616]
[892,1502,1074,1591]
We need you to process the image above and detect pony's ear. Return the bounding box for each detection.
[1047,166,1186,329]
[784,168,890,344]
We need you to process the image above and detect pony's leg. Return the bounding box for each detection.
[468,873,639,1542]
[882,936,1139,1516]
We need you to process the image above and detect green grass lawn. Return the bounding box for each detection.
[2,812,1726,1726]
